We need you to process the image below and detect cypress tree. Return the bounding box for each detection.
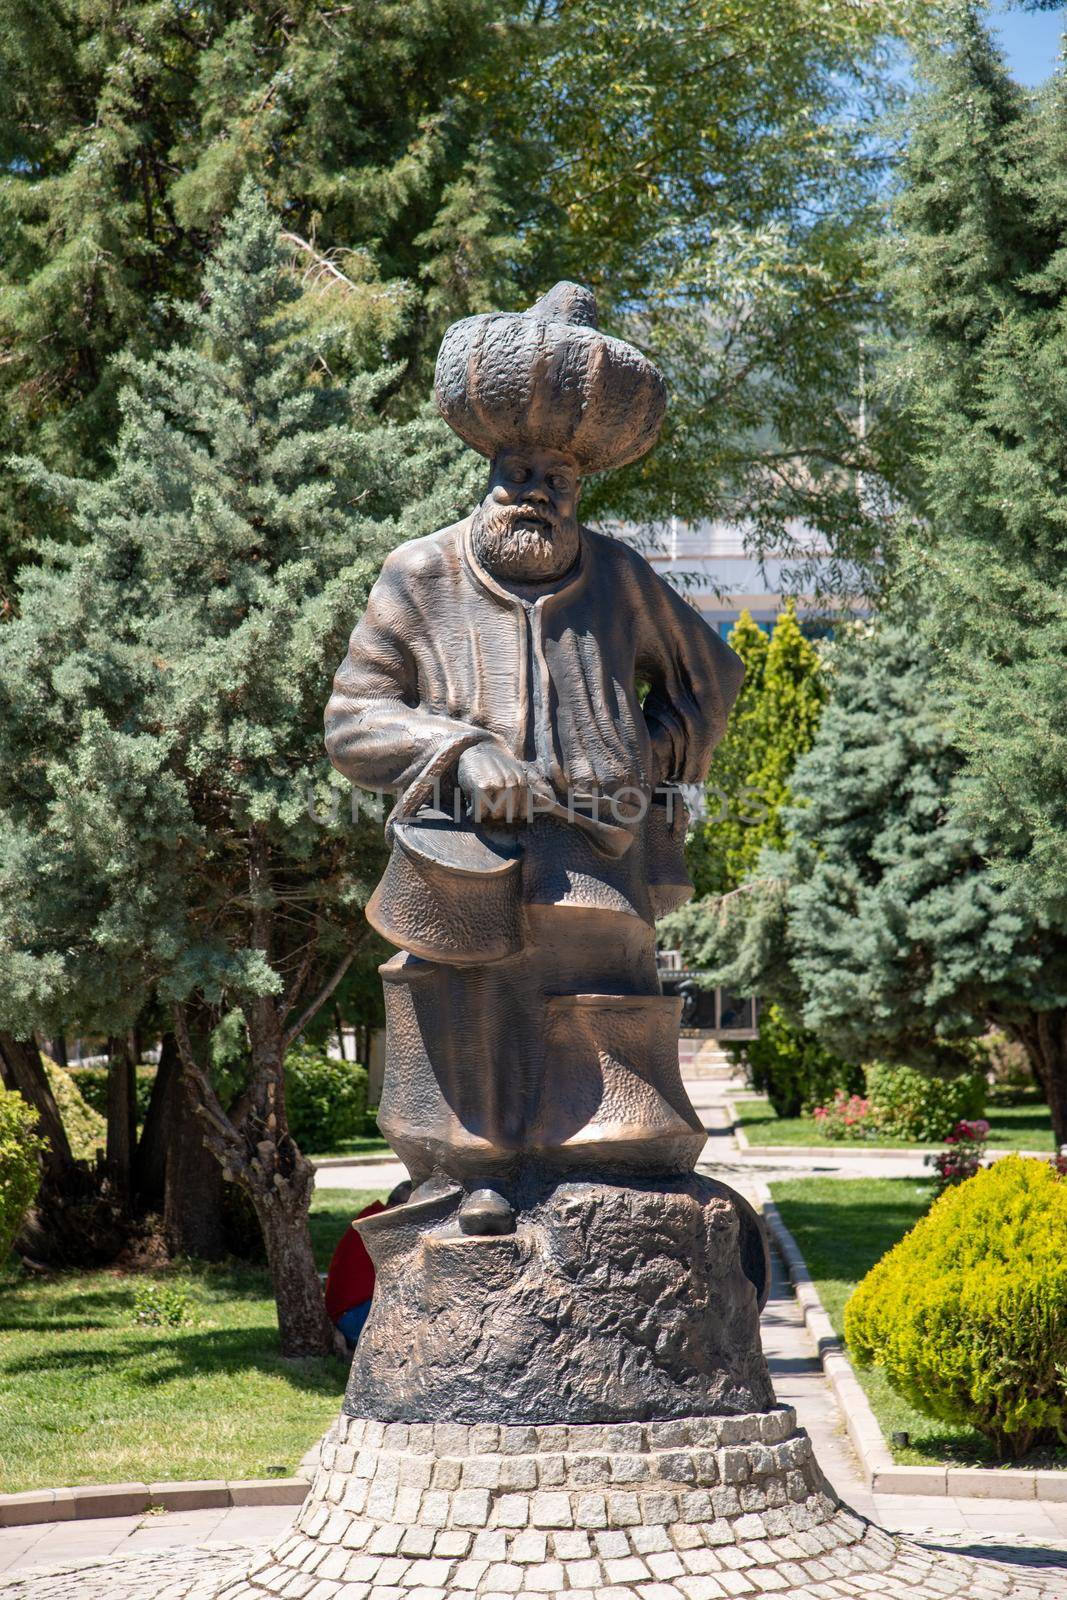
[687,611,769,900]
[682,603,823,901]
[0,184,480,1350]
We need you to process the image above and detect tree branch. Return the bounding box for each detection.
[281,937,364,1053]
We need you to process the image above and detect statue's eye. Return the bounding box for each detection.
[510,466,531,483]
[547,474,568,493]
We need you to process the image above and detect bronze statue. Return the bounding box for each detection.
[325,282,771,1422]
[326,284,743,1223]
[185,283,1057,1594]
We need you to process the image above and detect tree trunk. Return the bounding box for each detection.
[333,1002,347,1060]
[165,1063,228,1261]
[249,1151,338,1357]
[242,996,337,1355]
[1003,1008,1067,1150]
[134,1032,177,1212]
[2,1035,131,1266]
[51,1035,68,1068]
[172,996,336,1354]
[106,1035,137,1208]
[0,1033,74,1172]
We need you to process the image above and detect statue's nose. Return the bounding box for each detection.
[527,480,550,503]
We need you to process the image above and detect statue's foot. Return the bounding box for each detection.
[458,1186,516,1236]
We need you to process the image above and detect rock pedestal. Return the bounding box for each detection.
[344,1177,772,1425]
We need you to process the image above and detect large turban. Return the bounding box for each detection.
[434,281,666,475]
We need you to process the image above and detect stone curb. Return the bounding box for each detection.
[753,1181,1066,1504]
[0,1478,309,1528]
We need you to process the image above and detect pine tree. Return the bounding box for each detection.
[0,0,938,596]
[0,0,516,575]
[0,185,480,1351]
[883,3,1067,1114]
[723,625,1067,1147]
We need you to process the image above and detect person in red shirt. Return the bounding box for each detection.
[325,1180,411,1347]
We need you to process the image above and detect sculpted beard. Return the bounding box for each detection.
[472,501,580,582]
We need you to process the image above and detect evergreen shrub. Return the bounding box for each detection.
[740,1004,863,1118]
[845,1156,1067,1458]
[864,1062,986,1143]
[43,1058,105,1160]
[0,1088,46,1263]
[284,1045,368,1154]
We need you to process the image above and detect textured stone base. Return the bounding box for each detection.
[346,1176,773,1423]
[204,1411,1061,1598]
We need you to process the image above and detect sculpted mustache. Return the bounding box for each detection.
[496,503,561,532]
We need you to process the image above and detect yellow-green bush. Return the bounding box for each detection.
[0,1087,47,1263]
[845,1157,1067,1458]
[43,1057,105,1161]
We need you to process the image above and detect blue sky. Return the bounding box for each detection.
[992,3,1064,85]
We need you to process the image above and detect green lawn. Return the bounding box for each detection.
[736,1089,1054,1151]
[770,1176,1066,1469]
[0,1186,383,1493]
[308,1134,394,1162]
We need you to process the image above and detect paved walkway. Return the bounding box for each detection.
[1,1064,1064,1586]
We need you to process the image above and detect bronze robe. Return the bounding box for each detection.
[324,518,744,1180]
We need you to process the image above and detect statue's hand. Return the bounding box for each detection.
[456,744,551,823]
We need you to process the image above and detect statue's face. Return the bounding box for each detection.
[473,447,582,582]
[486,447,581,531]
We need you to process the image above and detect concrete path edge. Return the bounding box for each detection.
[0,1479,308,1529]
[753,1179,1067,1505]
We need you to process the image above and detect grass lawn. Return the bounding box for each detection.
[736,1089,1054,1151]
[770,1175,1066,1469]
[0,1186,385,1493]
[308,1135,394,1162]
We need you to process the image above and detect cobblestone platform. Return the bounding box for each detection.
[0,1545,250,1598]
[172,1409,1061,1599]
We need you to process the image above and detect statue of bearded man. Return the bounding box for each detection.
[325,282,744,1236]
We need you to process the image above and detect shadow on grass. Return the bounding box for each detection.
[2,1325,345,1391]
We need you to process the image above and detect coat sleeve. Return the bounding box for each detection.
[633,559,746,785]
[324,549,494,803]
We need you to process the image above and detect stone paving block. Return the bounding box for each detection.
[528,1492,572,1528]
[631,1528,672,1555]
[553,1530,593,1559]
[607,1494,642,1528]
[492,1497,528,1529]
[575,1495,609,1529]
[508,1533,547,1564]
[677,1578,727,1600]
[398,1528,435,1557]
[567,1560,604,1586]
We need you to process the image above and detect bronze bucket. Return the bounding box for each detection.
[366,807,524,965]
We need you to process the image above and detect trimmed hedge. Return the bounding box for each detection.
[845,1156,1067,1459]
[864,1061,986,1143]
[284,1045,368,1154]
[0,1088,47,1263]
[65,1064,156,1125]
